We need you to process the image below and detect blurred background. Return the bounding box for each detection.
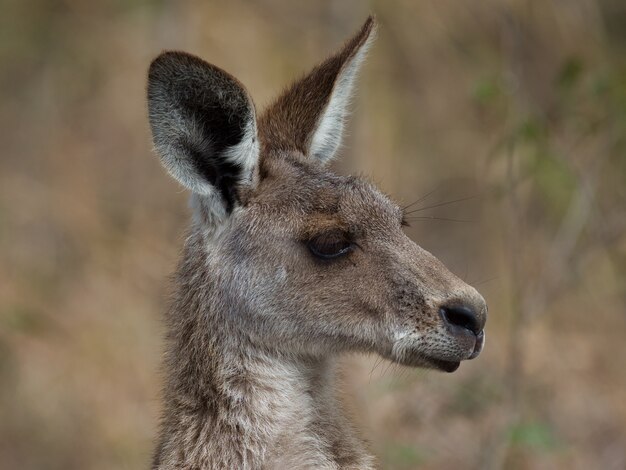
[1,0,625,468]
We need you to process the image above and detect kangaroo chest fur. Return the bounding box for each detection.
[152,233,374,470]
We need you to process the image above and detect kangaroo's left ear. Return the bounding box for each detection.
[148,51,259,222]
[259,16,376,165]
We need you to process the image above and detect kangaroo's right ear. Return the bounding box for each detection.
[147,51,258,216]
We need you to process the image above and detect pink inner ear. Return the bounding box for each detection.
[257,16,376,162]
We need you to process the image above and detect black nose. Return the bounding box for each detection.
[440,304,483,335]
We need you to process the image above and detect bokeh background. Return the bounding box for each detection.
[1,0,625,468]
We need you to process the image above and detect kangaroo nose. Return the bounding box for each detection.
[439,304,484,336]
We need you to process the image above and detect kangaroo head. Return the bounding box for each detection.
[147,17,486,373]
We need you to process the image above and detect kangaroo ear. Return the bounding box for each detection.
[259,16,376,165]
[148,52,259,216]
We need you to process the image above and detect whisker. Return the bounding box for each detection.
[390,364,402,389]
[404,195,479,215]
[368,356,384,384]
[401,185,442,211]
[404,216,474,223]
[470,276,499,286]
[381,360,394,379]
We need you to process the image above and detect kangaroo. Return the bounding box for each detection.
[147,16,487,470]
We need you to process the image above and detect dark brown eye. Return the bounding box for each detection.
[307,230,354,259]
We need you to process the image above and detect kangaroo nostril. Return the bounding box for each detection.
[440,305,481,335]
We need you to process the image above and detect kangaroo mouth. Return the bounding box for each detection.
[391,351,462,372]
[429,329,485,372]
[468,330,485,359]
[426,358,461,373]
[393,329,485,373]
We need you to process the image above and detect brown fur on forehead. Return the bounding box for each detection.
[250,152,401,232]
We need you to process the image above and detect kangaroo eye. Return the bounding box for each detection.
[307,231,354,259]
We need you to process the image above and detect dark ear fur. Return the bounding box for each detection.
[148,52,258,214]
[258,16,376,164]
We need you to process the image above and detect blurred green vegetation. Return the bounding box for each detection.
[382,442,429,469]
[1,0,625,468]
[509,421,559,453]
